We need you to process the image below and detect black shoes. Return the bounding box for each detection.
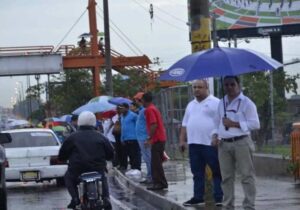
[67,198,80,209]
[103,197,112,210]
[183,197,205,206]
[147,184,168,191]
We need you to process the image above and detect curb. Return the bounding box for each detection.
[113,168,186,210]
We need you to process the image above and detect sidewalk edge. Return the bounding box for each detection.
[113,168,186,210]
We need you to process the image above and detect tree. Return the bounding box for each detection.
[50,69,94,115]
[242,71,299,147]
[105,69,159,97]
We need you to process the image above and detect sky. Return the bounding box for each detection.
[0,0,300,108]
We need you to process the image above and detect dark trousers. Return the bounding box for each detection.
[151,141,168,187]
[64,169,109,201]
[189,144,223,202]
[114,133,127,168]
[123,140,141,170]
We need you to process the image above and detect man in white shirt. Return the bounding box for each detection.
[179,80,223,207]
[212,76,260,210]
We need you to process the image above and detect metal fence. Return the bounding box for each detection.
[155,85,193,159]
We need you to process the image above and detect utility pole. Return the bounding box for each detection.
[188,0,211,53]
[103,0,113,96]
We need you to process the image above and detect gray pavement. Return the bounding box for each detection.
[116,160,300,210]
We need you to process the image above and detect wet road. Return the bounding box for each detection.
[6,172,158,210]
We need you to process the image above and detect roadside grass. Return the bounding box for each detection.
[257,145,291,157]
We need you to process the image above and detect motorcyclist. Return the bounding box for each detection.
[58,111,114,209]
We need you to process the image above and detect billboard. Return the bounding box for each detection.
[210,0,300,30]
[0,54,62,76]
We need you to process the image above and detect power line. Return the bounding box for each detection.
[96,10,141,55]
[96,5,144,55]
[143,0,187,24]
[54,9,87,51]
[130,0,187,31]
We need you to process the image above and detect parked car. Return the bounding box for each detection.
[0,133,12,210]
[2,128,67,186]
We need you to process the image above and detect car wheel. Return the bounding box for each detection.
[0,187,7,210]
[56,177,65,187]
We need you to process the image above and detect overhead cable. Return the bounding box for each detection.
[130,0,186,31]
[54,9,87,51]
[143,0,187,24]
[96,6,144,55]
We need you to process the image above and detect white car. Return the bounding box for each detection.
[2,128,67,186]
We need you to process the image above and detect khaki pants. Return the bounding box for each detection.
[218,136,256,210]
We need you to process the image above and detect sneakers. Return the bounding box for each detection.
[215,201,223,207]
[140,179,152,185]
[183,198,205,206]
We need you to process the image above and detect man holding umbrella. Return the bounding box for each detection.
[212,76,260,210]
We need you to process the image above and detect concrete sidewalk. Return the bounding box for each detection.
[115,160,300,210]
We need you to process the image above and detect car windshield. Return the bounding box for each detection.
[4,131,59,148]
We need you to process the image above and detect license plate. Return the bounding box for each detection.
[21,171,40,181]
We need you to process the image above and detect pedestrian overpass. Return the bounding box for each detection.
[0,46,63,76]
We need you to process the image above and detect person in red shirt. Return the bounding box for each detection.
[142,92,168,190]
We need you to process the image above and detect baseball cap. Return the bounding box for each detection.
[133,92,144,100]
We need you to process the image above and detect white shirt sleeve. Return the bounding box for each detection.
[239,99,260,132]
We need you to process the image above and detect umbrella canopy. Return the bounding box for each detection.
[88,95,112,103]
[44,117,64,122]
[108,97,132,106]
[159,47,283,82]
[59,114,72,123]
[72,95,116,115]
[7,119,29,128]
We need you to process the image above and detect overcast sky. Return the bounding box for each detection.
[0,0,300,108]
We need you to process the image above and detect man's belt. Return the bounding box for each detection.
[222,135,248,142]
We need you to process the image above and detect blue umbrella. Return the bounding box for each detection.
[159,47,283,82]
[59,114,72,123]
[45,117,64,122]
[88,95,113,103]
[72,95,116,115]
[108,97,132,106]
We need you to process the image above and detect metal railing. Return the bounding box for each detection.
[155,85,193,159]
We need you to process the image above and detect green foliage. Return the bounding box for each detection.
[50,69,93,114]
[242,71,300,144]
[259,145,291,157]
[108,69,157,97]
[287,162,299,175]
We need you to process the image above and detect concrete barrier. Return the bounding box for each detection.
[113,168,186,210]
[254,153,290,178]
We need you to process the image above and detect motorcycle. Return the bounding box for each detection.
[78,171,110,210]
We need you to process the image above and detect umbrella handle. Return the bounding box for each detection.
[224,113,229,131]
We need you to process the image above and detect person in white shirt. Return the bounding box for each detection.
[212,76,260,210]
[179,80,223,207]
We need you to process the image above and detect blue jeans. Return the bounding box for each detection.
[138,140,152,180]
[189,144,223,202]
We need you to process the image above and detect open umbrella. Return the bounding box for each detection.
[159,47,283,132]
[44,117,64,122]
[59,114,72,123]
[72,95,116,115]
[159,47,283,82]
[108,97,132,106]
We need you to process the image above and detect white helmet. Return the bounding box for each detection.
[78,111,96,127]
